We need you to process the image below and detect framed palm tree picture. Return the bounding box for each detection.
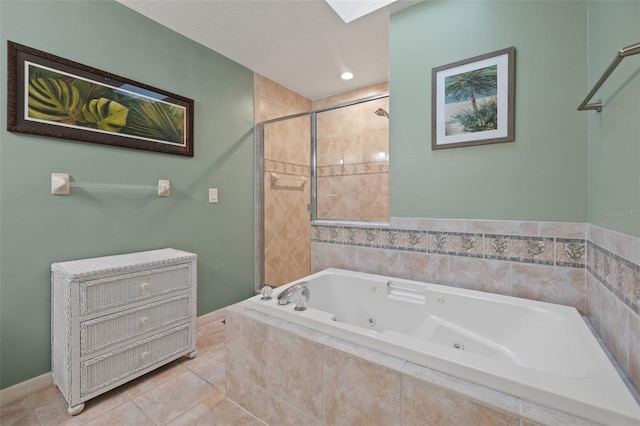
[7,41,194,157]
[432,47,514,150]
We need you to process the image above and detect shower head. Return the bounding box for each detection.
[374,108,389,119]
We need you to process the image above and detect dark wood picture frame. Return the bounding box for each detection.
[6,41,194,157]
[432,47,515,150]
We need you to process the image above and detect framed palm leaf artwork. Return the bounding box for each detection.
[6,41,194,157]
[432,47,514,150]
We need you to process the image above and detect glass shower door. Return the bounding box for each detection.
[261,115,311,287]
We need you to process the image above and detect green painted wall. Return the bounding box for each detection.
[389,0,588,222]
[587,1,640,237]
[0,0,255,388]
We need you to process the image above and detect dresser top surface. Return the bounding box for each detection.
[51,248,197,279]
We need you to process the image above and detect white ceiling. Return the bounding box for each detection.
[115,0,422,100]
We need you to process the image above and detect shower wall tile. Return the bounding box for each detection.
[256,74,312,288]
[311,82,388,110]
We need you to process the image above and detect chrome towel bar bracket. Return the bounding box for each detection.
[577,42,640,112]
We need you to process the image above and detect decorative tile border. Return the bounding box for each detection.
[484,234,555,265]
[311,223,586,268]
[556,238,587,268]
[265,158,310,176]
[428,232,483,259]
[587,241,640,315]
[318,161,388,177]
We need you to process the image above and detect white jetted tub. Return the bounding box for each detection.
[247,268,640,425]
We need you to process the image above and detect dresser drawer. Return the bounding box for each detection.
[80,265,189,316]
[80,295,191,356]
[80,323,191,397]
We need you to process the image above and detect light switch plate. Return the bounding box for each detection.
[209,188,218,203]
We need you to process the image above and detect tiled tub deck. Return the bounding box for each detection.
[225,303,613,426]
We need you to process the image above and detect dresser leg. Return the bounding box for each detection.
[68,403,85,416]
[187,350,197,359]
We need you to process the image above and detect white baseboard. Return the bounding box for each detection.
[0,372,52,406]
[1,308,228,404]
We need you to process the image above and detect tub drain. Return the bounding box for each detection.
[367,317,376,327]
[452,342,464,350]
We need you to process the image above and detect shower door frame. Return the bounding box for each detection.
[254,92,389,292]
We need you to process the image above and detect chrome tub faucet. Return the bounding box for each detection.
[277,281,309,305]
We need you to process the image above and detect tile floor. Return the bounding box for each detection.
[0,317,266,426]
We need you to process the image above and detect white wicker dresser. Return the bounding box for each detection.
[51,248,197,415]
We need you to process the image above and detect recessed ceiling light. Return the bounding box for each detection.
[341,72,354,80]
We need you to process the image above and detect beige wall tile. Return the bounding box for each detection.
[389,217,426,230]
[310,242,359,273]
[599,285,629,371]
[357,247,401,277]
[394,251,449,285]
[323,347,401,425]
[227,371,321,426]
[225,310,268,389]
[585,272,602,333]
[511,264,586,313]
[588,224,616,252]
[616,231,640,263]
[311,82,388,110]
[266,327,323,419]
[538,222,586,238]
[448,257,512,296]
[628,310,640,392]
[423,219,470,232]
[470,220,538,236]
[402,376,519,426]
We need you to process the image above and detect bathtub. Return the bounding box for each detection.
[246,268,640,425]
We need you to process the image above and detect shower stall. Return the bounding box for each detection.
[255,92,389,290]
